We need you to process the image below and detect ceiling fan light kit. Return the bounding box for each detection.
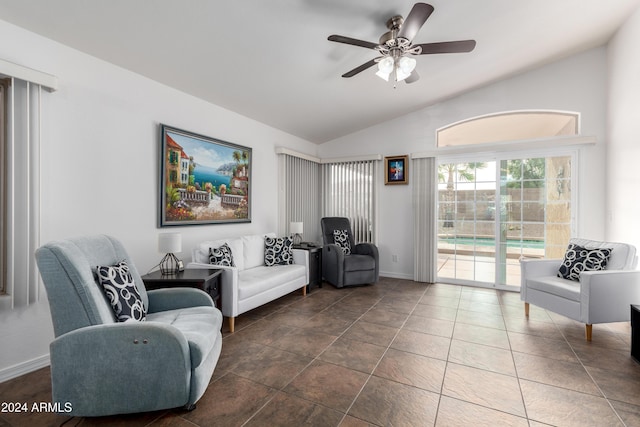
[328,2,476,86]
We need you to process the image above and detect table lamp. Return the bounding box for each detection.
[158,233,183,275]
[290,222,303,246]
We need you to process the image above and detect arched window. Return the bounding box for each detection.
[437,110,580,147]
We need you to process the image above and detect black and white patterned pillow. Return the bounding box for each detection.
[264,236,293,266]
[557,243,612,281]
[209,243,235,267]
[333,230,351,255]
[96,260,146,322]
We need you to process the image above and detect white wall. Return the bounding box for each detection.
[0,20,317,380]
[607,5,640,249]
[318,48,609,279]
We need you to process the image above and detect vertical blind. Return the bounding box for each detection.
[412,156,437,283]
[321,160,377,244]
[277,153,321,242]
[0,79,6,298]
[1,77,45,309]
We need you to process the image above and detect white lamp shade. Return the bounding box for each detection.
[290,222,304,234]
[398,56,417,73]
[158,233,182,253]
[375,69,391,81]
[378,57,394,73]
[396,57,417,81]
[375,56,394,81]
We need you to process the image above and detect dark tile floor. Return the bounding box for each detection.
[2,277,640,426]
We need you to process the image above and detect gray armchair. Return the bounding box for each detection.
[321,217,379,288]
[35,235,223,417]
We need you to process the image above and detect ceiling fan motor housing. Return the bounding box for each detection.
[379,15,404,46]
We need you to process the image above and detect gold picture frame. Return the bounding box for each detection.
[384,155,408,185]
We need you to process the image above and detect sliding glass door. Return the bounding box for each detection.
[437,154,573,290]
[437,161,497,284]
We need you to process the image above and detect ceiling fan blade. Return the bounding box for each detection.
[397,3,434,42]
[328,35,379,50]
[415,40,477,54]
[342,58,378,78]
[405,70,420,84]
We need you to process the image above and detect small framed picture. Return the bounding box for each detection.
[384,155,409,185]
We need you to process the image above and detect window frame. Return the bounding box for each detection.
[436,146,578,291]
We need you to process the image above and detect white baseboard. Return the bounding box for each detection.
[0,354,50,383]
[379,271,414,280]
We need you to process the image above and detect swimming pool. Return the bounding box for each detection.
[438,236,544,249]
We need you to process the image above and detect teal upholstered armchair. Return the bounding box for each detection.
[35,235,223,417]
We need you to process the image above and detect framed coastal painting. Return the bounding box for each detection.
[384,155,408,185]
[159,124,252,226]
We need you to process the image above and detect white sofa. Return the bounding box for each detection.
[188,233,309,332]
[521,237,640,340]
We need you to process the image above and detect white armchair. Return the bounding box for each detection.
[521,238,640,341]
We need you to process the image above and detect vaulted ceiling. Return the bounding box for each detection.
[1,0,638,143]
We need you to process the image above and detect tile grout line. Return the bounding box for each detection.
[549,313,629,427]
[500,293,531,424]
[432,283,462,426]
[238,285,360,427]
[337,282,431,426]
[238,283,414,426]
[432,287,534,424]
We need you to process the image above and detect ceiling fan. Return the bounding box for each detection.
[328,2,476,84]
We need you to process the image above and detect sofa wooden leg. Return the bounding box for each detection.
[586,324,593,341]
[524,302,530,317]
[302,286,307,296]
[228,317,235,334]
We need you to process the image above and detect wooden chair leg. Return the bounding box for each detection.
[524,302,530,317]
[585,324,593,341]
[228,317,235,334]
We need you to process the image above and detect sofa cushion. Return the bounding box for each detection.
[237,265,306,300]
[197,238,244,270]
[96,261,146,322]
[558,243,612,281]
[333,230,352,255]
[264,236,293,266]
[146,306,222,366]
[209,243,235,267]
[243,233,275,270]
[344,254,376,272]
[526,276,581,302]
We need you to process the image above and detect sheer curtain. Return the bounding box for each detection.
[412,156,437,283]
